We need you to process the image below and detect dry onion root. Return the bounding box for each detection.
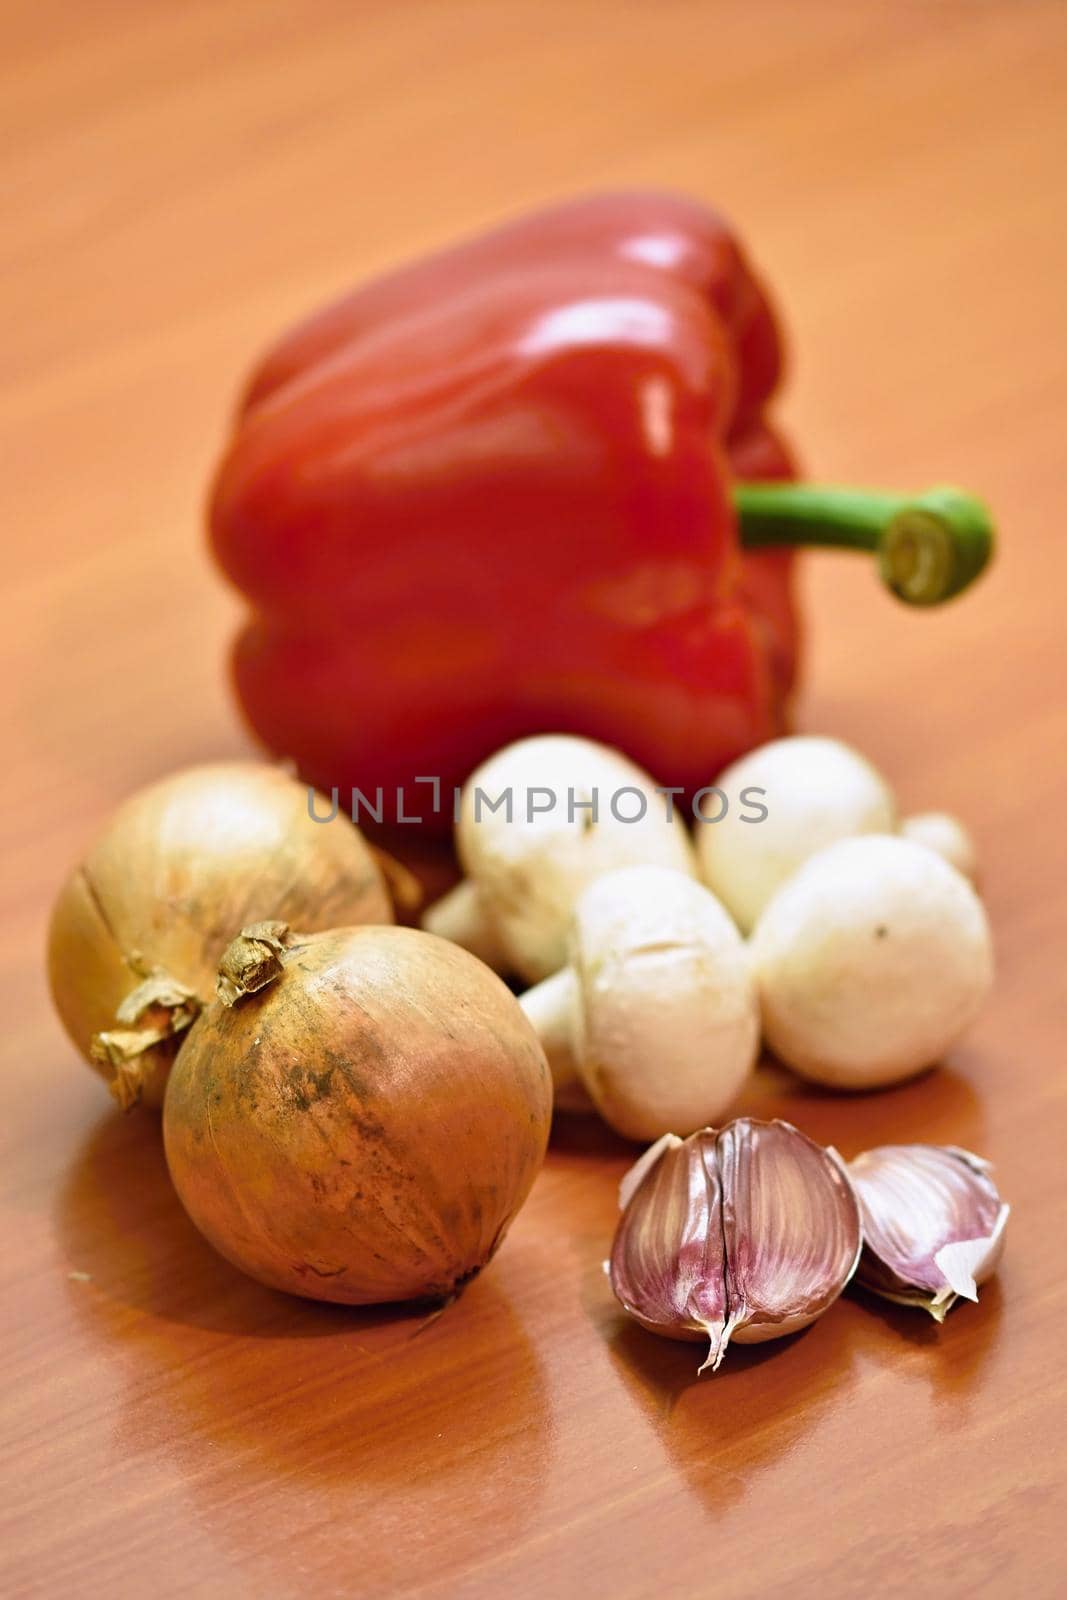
[47,762,393,1110]
[163,924,553,1304]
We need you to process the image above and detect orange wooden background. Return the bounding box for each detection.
[2,2,1065,1595]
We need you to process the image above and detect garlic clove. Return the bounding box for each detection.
[618,1131,684,1212]
[719,1120,862,1351]
[609,1131,730,1368]
[610,1119,862,1373]
[848,1143,1008,1321]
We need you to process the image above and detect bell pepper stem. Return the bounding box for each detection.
[733,483,994,605]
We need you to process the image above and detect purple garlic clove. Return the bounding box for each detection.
[719,1118,862,1350]
[849,1143,1008,1321]
[610,1119,862,1372]
[610,1132,730,1370]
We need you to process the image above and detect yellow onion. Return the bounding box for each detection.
[163,924,552,1304]
[47,762,393,1110]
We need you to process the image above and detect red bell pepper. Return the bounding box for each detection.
[209,192,992,832]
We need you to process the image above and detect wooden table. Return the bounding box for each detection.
[3,2,1065,1594]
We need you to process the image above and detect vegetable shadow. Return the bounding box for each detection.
[845,1275,1004,1398]
[56,1106,389,1337]
[739,1055,987,1156]
[549,1108,637,1161]
[547,1056,987,1170]
[55,1107,553,1586]
[590,1267,862,1516]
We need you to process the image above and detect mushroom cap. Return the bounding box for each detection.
[457,735,695,982]
[750,834,993,1088]
[696,736,897,933]
[568,864,758,1141]
[900,811,977,881]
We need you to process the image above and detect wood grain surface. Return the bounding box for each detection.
[2,2,1065,1596]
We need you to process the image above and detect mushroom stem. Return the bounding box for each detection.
[520,968,594,1113]
[421,880,510,971]
[520,967,578,1079]
[733,482,994,605]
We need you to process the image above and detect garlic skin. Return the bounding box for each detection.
[609,1132,729,1363]
[717,1120,861,1348]
[610,1119,862,1372]
[849,1143,1008,1321]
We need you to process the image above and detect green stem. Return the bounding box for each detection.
[733,483,994,605]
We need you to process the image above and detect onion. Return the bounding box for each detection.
[47,762,393,1110]
[163,924,552,1303]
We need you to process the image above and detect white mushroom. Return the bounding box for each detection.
[519,864,759,1140]
[899,811,977,881]
[422,735,695,983]
[750,834,993,1089]
[696,735,897,933]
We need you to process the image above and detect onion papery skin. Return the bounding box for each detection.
[163,926,553,1304]
[47,762,393,1108]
